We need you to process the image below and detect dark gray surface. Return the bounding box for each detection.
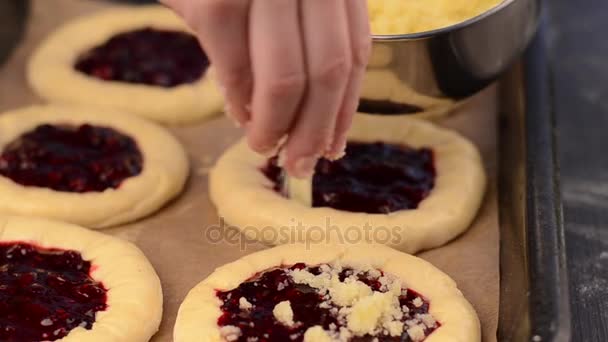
[545,0,608,340]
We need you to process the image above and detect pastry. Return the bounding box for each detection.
[0,105,189,228]
[174,243,480,342]
[358,70,455,119]
[28,6,223,125]
[0,215,163,341]
[209,114,486,253]
[368,0,504,35]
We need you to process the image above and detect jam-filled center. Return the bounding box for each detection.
[74,27,209,87]
[0,242,108,342]
[263,142,436,213]
[358,99,423,115]
[0,123,143,193]
[217,263,439,342]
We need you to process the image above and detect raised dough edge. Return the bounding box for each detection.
[27,5,224,125]
[208,114,487,254]
[0,215,163,342]
[173,243,481,342]
[0,104,189,228]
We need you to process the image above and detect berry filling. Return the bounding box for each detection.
[74,27,209,87]
[357,99,423,115]
[262,142,436,213]
[217,263,439,342]
[0,242,108,342]
[0,123,143,193]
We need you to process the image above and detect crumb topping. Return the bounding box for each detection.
[217,262,439,341]
[304,326,333,342]
[220,325,242,342]
[273,301,295,327]
[239,297,253,310]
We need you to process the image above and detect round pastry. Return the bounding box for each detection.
[0,104,189,228]
[209,114,486,253]
[174,243,480,342]
[0,215,163,341]
[358,70,456,120]
[28,5,224,125]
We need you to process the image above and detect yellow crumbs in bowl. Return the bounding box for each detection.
[368,0,504,35]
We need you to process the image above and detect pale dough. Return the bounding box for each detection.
[28,5,224,125]
[174,243,481,342]
[0,104,189,228]
[0,215,163,342]
[209,114,486,254]
[359,70,457,120]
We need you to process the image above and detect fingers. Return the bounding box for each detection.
[328,0,372,159]
[247,0,306,155]
[172,0,253,126]
[164,0,371,177]
[283,0,352,178]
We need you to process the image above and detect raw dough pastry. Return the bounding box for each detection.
[28,5,224,125]
[0,215,163,341]
[0,105,189,228]
[359,70,456,120]
[174,243,480,342]
[209,114,486,254]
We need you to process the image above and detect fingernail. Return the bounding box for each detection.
[293,156,317,179]
[327,139,347,161]
[327,149,346,161]
[224,103,242,128]
[261,144,280,158]
[219,83,242,127]
[278,149,287,167]
[260,135,288,158]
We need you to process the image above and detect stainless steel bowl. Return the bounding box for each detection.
[0,0,29,67]
[360,0,541,114]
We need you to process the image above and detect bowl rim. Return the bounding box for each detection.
[371,0,516,41]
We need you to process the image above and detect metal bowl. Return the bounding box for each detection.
[360,0,541,114]
[0,0,29,67]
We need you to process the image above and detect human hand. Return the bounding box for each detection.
[161,0,371,178]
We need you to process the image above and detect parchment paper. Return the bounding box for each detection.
[0,1,499,341]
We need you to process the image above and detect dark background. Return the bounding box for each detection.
[1,0,607,339]
[546,0,608,340]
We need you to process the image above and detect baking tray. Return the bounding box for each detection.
[497,22,571,341]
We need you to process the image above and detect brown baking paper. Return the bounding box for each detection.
[0,0,499,341]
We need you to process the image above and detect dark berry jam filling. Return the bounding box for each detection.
[0,123,143,193]
[74,27,209,87]
[217,263,438,342]
[262,142,436,213]
[358,99,423,115]
[314,142,435,213]
[0,242,108,342]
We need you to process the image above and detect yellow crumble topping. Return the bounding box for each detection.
[368,0,504,34]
